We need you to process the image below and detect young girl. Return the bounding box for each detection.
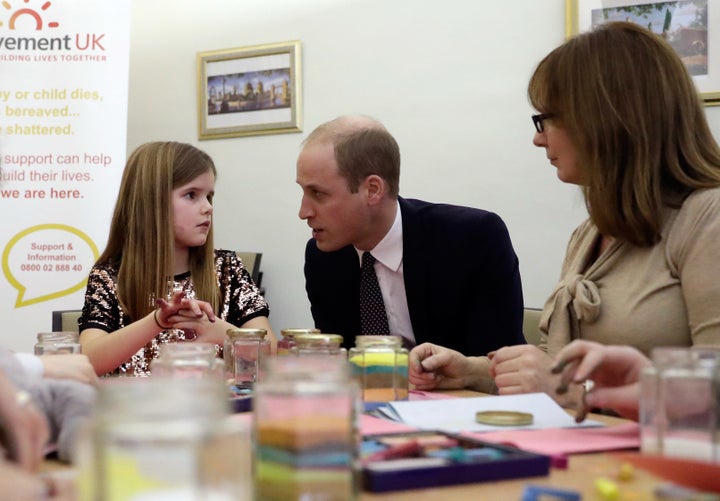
[79,141,274,376]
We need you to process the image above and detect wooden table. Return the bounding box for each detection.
[43,390,663,501]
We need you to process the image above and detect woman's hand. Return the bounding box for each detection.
[490,344,557,396]
[551,340,651,420]
[0,463,76,500]
[0,372,49,472]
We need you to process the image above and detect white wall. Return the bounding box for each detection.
[128,0,720,338]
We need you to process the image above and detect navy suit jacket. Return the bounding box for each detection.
[304,197,525,355]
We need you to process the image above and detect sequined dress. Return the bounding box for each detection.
[78,249,269,376]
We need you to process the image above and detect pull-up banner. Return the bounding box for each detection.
[0,1,130,351]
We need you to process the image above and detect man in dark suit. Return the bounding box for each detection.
[297,115,524,359]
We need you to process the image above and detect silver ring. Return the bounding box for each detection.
[15,390,31,407]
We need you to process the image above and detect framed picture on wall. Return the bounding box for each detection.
[566,0,720,106]
[197,40,302,139]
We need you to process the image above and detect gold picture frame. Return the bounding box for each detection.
[197,40,302,139]
[566,0,720,106]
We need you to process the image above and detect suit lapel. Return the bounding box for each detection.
[399,198,429,342]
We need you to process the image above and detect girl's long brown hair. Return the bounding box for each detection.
[97,141,218,321]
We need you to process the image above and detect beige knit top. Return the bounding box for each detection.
[539,187,720,357]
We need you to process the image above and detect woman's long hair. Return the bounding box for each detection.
[528,22,720,246]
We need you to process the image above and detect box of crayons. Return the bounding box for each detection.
[361,430,550,492]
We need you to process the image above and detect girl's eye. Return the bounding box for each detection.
[185,191,196,200]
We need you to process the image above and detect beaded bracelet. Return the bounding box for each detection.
[154,309,172,330]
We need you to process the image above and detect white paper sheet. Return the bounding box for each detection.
[381,393,601,433]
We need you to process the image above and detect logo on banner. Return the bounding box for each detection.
[0,1,60,30]
[0,1,107,61]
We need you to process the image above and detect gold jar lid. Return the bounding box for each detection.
[294,333,343,347]
[226,328,267,340]
[475,410,533,426]
[280,328,320,339]
[354,335,403,348]
[37,331,79,342]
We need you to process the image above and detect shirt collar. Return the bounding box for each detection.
[355,200,403,271]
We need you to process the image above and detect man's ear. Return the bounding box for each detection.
[364,174,385,204]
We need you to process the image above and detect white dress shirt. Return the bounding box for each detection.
[355,201,415,346]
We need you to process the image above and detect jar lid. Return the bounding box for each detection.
[475,410,533,426]
[354,335,403,347]
[281,328,320,339]
[226,328,267,340]
[294,333,343,346]
[36,331,79,342]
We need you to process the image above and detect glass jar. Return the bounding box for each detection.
[348,335,409,403]
[290,333,346,357]
[76,377,250,501]
[639,364,661,455]
[224,328,271,390]
[34,331,81,355]
[253,356,360,501]
[277,328,320,356]
[150,342,223,380]
[640,346,720,462]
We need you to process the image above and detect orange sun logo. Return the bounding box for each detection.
[0,0,59,30]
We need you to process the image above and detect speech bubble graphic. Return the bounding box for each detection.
[2,224,99,307]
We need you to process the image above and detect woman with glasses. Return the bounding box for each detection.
[409,22,720,408]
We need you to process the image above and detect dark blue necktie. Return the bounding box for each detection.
[359,252,390,335]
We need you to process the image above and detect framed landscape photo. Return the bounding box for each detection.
[197,40,302,139]
[566,0,720,106]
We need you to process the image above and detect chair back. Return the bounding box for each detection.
[235,251,263,287]
[523,308,543,346]
[51,309,82,333]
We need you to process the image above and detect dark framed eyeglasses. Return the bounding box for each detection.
[532,113,553,133]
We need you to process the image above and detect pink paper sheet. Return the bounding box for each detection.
[467,422,641,456]
[229,392,638,457]
[229,402,418,435]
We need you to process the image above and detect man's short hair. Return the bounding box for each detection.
[304,116,400,197]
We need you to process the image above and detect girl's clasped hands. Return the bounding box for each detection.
[155,291,217,340]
